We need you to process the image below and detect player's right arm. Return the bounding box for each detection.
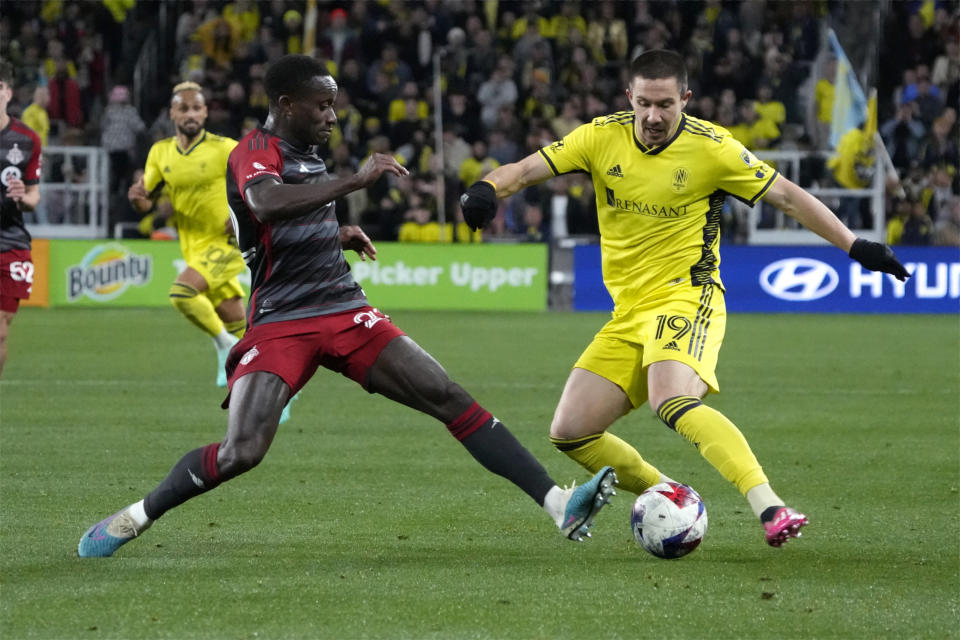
[242,153,408,223]
[130,144,163,214]
[461,123,592,230]
[459,153,554,231]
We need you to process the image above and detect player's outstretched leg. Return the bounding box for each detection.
[78,504,152,558]
[558,466,618,541]
[762,506,809,547]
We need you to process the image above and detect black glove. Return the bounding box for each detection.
[460,181,498,231]
[848,238,910,281]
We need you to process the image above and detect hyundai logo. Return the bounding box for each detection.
[759,258,839,301]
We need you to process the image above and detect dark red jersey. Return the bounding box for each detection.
[227,127,367,327]
[0,118,42,252]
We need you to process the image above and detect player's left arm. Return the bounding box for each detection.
[762,176,910,281]
[10,132,43,211]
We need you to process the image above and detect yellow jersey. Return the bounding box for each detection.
[143,131,238,247]
[539,112,778,313]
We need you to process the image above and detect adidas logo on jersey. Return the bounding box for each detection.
[606,164,624,178]
[663,340,681,351]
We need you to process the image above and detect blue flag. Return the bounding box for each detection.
[827,30,869,149]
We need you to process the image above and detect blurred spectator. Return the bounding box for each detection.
[100,85,145,196]
[223,80,247,138]
[813,55,836,146]
[885,197,911,245]
[901,67,944,127]
[586,1,628,64]
[21,86,50,146]
[881,102,926,171]
[317,7,359,71]
[521,203,547,242]
[398,194,448,243]
[388,82,428,125]
[477,57,518,130]
[47,58,83,130]
[900,199,934,245]
[917,114,959,171]
[465,29,497,90]
[931,38,959,103]
[247,78,269,124]
[193,16,241,69]
[366,43,413,97]
[148,108,176,143]
[459,140,499,191]
[551,98,584,139]
[282,9,303,54]
[933,196,960,246]
[43,40,77,80]
[541,175,587,239]
[443,91,480,140]
[924,165,956,222]
[754,83,785,134]
[487,129,520,166]
[441,126,471,181]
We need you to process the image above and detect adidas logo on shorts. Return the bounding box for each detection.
[663,340,680,351]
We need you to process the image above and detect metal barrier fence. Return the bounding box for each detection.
[24,146,110,239]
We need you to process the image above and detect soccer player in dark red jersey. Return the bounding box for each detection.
[0,59,42,378]
[78,55,617,557]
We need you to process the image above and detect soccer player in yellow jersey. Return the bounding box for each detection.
[460,50,910,548]
[128,82,247,388]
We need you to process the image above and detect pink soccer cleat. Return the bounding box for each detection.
[763,507,808,547]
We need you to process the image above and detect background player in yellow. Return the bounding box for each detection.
[460,50,910,548]
[128,82,246,389]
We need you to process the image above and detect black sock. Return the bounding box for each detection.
[447,402,555,505]
[143,443,222,520]
[760,505,785,523]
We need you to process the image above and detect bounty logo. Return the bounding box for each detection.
[759,258,838,301]
[67,244,152,302]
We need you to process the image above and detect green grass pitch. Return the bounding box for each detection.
[1,308,957,639]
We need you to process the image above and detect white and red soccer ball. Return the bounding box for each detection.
[631,482,707,559]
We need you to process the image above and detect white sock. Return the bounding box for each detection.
[543,485,567,527]
[746,483,783,519]
[127,499,153,529]
[212,329,236,350]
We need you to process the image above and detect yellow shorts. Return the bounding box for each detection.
[573,283,726,408]
[183,237,247,307]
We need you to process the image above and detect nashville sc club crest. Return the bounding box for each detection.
[671,167,689,193]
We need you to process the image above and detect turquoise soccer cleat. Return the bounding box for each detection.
[278,391,300,425]
[560,466,618,541]
[216,345,233,388]
[77,509,150,558]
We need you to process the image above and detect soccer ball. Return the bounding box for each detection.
[630,482,707,559]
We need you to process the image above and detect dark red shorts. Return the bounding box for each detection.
[0,249,33,313]
[223,306,405,402]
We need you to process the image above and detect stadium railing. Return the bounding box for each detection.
[25,146,110,239]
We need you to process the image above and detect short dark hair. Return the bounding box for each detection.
[628,50,688,93]
[264,55,331,104]
[0,58,14,86]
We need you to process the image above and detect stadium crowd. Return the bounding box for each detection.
[1,0,957,245]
